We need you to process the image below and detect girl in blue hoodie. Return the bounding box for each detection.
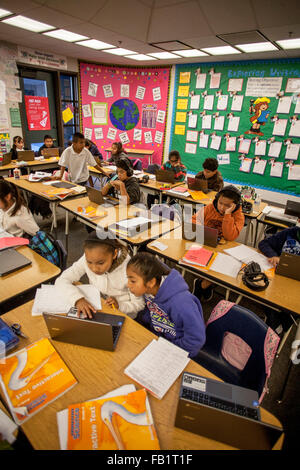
[126,252,206,358]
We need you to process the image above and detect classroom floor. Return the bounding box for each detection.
[23,207,300,450]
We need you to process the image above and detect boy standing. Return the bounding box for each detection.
[195,158,224,193]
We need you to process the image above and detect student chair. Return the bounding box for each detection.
[129,158,143,171]
[146,163,161,174]
[150,203,182,223]
[194,300,280,402]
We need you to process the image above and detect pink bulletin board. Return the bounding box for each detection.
[79,62,171,167]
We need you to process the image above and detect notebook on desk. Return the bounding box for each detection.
[175,372,282,450]
[0,248,32,276]
[43,311,125,351]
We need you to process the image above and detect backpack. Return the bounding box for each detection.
[29,230,60,267]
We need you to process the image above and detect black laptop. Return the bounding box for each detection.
[276,252,300,281]
[43,311,125,351]
[181,222,219,247]
[86,186,119,207]
[284,200,300,218]
[0,249,32,276]
[175,372,282,450]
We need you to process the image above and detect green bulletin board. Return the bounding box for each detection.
[171,59,300,196]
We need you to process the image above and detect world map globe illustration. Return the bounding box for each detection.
[110,99,140,131]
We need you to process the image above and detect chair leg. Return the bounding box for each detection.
[225,289,230,301]
[236,294,243,304]
[276,323,294,357]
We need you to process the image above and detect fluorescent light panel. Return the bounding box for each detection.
[44,29,88,42]
[0,8,12,18]
[236,42,278,52]
[148,51,180,59]
[103,48,137,55]
[2,15,54,32]
[125,54,157,61]
[276,38,300,49]
[76,39,115,49]
[202,46,241,55]
[173,49,208,57]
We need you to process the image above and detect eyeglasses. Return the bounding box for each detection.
[169,159,179,163]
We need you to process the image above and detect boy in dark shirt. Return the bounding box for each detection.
[195,158,223,192]
[101,157,140,205]
[38,135,56,156]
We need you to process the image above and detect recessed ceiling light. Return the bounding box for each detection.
[202,46,241,55]
[148,52,180,59]
[2,15,54,33]
[125,54,157,61]
[44,29,88,42]
[276,38,300,49]
[0,8,12,18]
[236,42,278,52]
[173,49,208,57]
[76,39,115,50]
[102,48,137,56]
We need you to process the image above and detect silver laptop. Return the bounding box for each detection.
[175,372,282,450]
[276,252,300,281]
[43,311,125,351]
[0,248,32,276]
[86,186,119,207]
[181,222,219,247]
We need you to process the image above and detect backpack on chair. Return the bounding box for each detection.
[29,231,67,270]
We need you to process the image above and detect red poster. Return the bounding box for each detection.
[24,95,51,131]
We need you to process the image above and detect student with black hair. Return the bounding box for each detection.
[195,158,224,192]
[85,139,103,161]
[161,150,187,182]
[108,142,127,164]
[101,157,141,205]
[55,132,108,184]
[55,230,144,318]
[259,226,300,267]
[10,136,27,159]
[38,135,57,156]
[192,185,244,301]
[126,252,205,358]
[0,178,39,237]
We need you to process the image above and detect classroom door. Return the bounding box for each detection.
[19,68,58,152]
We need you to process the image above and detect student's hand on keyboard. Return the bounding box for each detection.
[104,296,119,310]
[268,256,280,268]
[75,297,96,319]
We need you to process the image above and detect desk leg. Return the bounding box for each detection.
[159,192,163,204]
[276,321,294,357]
[236,294,243,304]
[50,202,58,238]
[244,219,251,246]
[65,210,69,252]
[225,289,230,301]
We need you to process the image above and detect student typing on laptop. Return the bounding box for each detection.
[161,150,187,182]
[38,134,57,156]
[195,157,224,193]
[0,178,39,238]
[192,186,244,302]
[258,226,300,267]
[55,231,144,319]
[101,157,141,205]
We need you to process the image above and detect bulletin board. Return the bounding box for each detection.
[170,59,300,196]
[79,62,171,166]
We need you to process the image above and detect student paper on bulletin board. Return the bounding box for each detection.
[79,63,171,167]
[171,59,300,196]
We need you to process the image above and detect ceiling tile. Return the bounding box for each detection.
[198,0,256,34]
[0,0,39,12]
[252,0,300,28]
[39,0,107,22]
[18,6,84,28]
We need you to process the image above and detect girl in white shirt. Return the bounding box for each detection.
[0,178,39,237]
[55,231,144,319]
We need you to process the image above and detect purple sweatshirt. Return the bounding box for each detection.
[142,269,206,357]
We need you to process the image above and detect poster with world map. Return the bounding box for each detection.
[79,63,171,166]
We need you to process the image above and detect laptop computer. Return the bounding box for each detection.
[181,222,219,247]
[17,150,35,161]
[276,252,300,281]
[155,169,176,184]
[42,148,60,158]
[0,248,32,276]
[0,152,12,166]
[51,181,77,189]
[284,200,300,219]
[86,186,119,207]
[187,176,208,192]
[175,372,282,450]
[43,311,125,351]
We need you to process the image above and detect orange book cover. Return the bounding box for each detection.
[0,337,77,425]
[67,389,160,450]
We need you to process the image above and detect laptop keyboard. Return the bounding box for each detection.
[182,387,259,421]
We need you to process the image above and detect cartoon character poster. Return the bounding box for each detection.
[245,97,270,136]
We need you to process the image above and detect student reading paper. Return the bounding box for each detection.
[192,185,244,301]
[55,231,144,319]
[126,252,205,358]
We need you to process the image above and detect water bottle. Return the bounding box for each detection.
[253,193,261,212]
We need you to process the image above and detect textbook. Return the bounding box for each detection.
[40,187,76,200]
[66,388,160,450]
[0,338,77,425]
[181,245,214,267]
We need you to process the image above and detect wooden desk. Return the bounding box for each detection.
[59,196,179,254]
[0,246,61,305]
[146,227,300,317]
[0,157,60,177]
[139,178,182,204]
[105,147,154,165]
[5,176,86,235]
[0,300,283,450]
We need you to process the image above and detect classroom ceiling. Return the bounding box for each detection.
[0,0,299,66]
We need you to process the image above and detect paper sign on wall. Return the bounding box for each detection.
[92,102,107,125]
[84,127,93,140]
[203,95,214,110]
[289,119,300,137]
[231,94,244,112]
[136,86,146,100]
[88,82,98,97]
[103,84,113,98]
[199,132,209,148]
[196,74,206,89]
[156,110,165,124]
[177,99,188,110]
[107,127,117,140]
[82,104,92,118]
[154,130,163,144]
[120,84,130,98]
[175,125,185,135]
[210,73,221,89]
[185,142,197,154]
[133,128,142,141]
[178,86,189,97]
[24,95,51,131]
[153,87,161,101]
[186,130,198,142]
[94,128,103,140]
[268,141,282,158]
[144,131,152,143]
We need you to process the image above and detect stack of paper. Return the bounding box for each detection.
[29,172,52,182]
[209,253,242,278]
[166,186,190,197]
[32,284,101,316]
[181,244,214,267]
[124,337,190,400]
[224,245,273,272]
